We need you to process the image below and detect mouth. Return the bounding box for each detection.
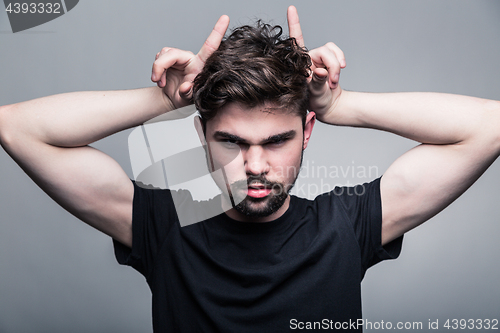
[246,183,272,198]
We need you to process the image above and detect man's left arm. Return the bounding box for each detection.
[322,90,500,245]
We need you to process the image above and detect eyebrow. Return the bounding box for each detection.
[213,130,297,145]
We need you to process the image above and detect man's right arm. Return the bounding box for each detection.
[0,87,170,247]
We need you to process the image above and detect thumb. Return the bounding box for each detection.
[309,68,329,95]
[179,82,194,100]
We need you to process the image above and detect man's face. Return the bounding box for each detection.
[199,103,315,222]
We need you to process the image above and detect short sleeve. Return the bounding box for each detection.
[335,177,403,273]
[113,180,179,278]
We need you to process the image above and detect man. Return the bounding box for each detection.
[0,6,498,332]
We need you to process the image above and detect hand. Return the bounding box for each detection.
[151,15,230,110]
[287,6,346,123]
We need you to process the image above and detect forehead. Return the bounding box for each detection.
[206,103,303,140]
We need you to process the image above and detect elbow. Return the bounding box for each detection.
[0,104,21,151]
[475,100,500,156]
[496,104,500,154]
[0,104,12,148]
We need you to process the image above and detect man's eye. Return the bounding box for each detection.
[268,139,286,146]
[222,140,239,148]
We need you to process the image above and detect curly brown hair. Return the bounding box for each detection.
[193,21,312,129]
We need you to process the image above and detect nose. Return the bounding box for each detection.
[244,145,269,176]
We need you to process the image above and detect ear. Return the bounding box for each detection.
[194,116,207,146]
[302,111,316,150]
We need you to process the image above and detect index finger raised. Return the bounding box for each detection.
[197,15,230,63]
[287,6,305,48]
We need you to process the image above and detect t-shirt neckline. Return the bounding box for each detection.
[219,195,297,234]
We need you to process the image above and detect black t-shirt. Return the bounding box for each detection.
[114,177,403,332]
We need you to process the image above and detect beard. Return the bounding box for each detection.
[225,151,303,218]
[228,176,291,217]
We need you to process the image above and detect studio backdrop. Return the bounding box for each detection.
[1,1,499,332]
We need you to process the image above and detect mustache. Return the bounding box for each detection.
[229,176,284,189]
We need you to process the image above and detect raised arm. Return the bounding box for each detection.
[323,90,500,245]
[0,15,229,248]
[288,6,500,245]
[0,87,168,247]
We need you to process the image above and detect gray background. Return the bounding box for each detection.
[1,1,499,332]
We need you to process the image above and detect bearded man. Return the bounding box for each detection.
[1,6,499,332]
